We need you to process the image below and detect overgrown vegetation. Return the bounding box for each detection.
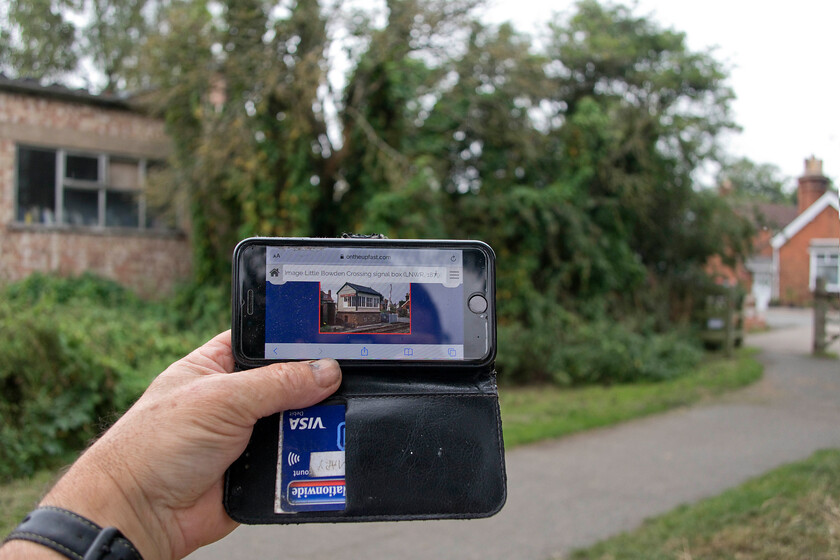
[0,274,222,480]
[498,315,704,385]
[2,0,756,384]
[569,449,840,559]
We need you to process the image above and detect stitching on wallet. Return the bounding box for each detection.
[8,532,84,560]
[492,392,507,474]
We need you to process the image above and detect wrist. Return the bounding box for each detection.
[3,507,142,560]
[0,539,66,559]
[40,448,170,560]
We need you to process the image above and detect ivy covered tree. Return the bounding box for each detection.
[136,0,335,282]
[4,0,757,384]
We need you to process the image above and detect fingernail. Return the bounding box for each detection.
[309,358,340,387]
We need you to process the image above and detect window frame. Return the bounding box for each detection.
[809,241,840,293]
[14,144,171,233]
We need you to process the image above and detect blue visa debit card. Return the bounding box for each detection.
[275,403,346,513]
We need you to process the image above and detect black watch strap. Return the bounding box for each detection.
[4,507,143,560]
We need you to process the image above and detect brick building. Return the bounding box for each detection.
[0,76,191,298]
[335,283,384,327]
[769,157,839,304]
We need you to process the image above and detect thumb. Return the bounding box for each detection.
[221,359,342,423]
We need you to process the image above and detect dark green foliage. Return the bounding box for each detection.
[4,0,758,388]
[141,0,751,386]
[1,0,153,92]
[718,156,795,204]
[0,274,216,480]
[0,299,116,480]
[498,312,702,386]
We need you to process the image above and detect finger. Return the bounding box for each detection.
[187,331,235,374]
[192,329,234,373]
[145,332,235,395]
[220,359,342,423]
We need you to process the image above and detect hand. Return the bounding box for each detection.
[4,331,341,560]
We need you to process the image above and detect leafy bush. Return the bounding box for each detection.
[0,271,705,478]
[0,274,216,479]
[0,300,114,479]
[497,311,702,386]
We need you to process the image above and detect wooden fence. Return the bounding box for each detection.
[813,277,840,356]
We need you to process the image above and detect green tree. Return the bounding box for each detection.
[137,0,336,282]
[4,0,757,384]
[1,0,79,81]
[1,0,152,92]
[718,157,794,204]
[335,0,482,237]
[539,0,746,320]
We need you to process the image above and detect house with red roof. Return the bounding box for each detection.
[755,157,839,306]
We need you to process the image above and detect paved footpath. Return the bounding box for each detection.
[190,308,840,560]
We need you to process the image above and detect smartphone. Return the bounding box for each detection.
[232,237,495,369]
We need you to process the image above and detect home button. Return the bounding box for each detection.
[468,294,488,314]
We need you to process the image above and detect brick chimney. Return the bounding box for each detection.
[797,156,828,214]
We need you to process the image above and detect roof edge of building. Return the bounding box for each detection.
[771,190,840,250]
[0,74,136,111]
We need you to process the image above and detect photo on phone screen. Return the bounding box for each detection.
[317,280,411,335]
[235,239,494,365]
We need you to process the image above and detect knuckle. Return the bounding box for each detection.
[267,361,311,393]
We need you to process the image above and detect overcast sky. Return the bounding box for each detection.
[480,0,839,187]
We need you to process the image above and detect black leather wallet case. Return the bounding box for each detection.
[223,365,507,523]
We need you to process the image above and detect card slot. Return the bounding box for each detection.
[275,402,347,515]
[224,412,281,523]
[225,399,352,524]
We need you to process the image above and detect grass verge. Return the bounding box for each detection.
[0,469,60,537]
[568,448,840,559]
[501,347,763,448]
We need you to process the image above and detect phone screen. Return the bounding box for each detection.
[235,240,494,364]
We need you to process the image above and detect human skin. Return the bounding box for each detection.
[0,331,342,560]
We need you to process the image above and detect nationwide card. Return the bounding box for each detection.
[275,403,346,513]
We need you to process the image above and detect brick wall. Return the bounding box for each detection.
[0,227,192,297]
[0,90,192,298]
[777,206,840,305]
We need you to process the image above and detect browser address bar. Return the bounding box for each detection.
[268,264,462,287]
